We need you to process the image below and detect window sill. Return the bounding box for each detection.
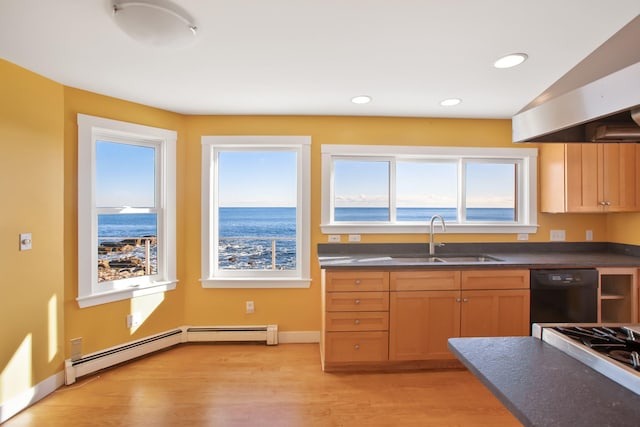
[320,223,539,235]
[200,278,311,289]
[77,280,178,308]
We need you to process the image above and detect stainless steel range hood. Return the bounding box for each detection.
[512,15,640,143]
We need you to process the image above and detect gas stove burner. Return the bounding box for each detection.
[608,350,640,370]
[609,350,634,364]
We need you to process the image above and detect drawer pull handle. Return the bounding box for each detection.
[354,319,361,325]
[354,344,360,350]
[355,279,361,285]
[462,298,469,302]
[355,299,361,305]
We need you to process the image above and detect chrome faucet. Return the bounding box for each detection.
[429,215,446,256]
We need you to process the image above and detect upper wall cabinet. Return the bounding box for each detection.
[540,143,639,213]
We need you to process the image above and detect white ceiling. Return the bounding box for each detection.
[1,1,638,118]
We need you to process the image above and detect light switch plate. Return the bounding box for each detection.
[550,230,566,241]
[19,233,32,251]
[348,234,361,242]
[328,235,341,242]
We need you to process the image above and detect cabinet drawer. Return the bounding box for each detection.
[325,271,389,292]
[390,270,460,291]
[326,291,389,312]
[461,270,529,290]
[326,312,389,332]
[324,332,389,362]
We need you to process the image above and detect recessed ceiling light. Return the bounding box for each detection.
[351,95,372,104]
[440,98,461,107]
[493,53,528,69]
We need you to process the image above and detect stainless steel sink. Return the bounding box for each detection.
[437,255,502,263]
[388,256,444,263]
[389,254,502,263]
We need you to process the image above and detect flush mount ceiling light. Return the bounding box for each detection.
[440,98,462,107]
[493,53,528,69]
[351,95,372,104]
[112,0,197,47]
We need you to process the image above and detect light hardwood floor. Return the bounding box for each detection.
[5,343,521,426]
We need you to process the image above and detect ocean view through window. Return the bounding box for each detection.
[321,144,537,234]
[78,114,177,308]
[201,136,311,288]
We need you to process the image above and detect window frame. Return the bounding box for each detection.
[321,144,538,234]
[77,114,177,308]
[201,136,311,288]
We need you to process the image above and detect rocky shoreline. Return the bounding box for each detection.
[98,236,157,282]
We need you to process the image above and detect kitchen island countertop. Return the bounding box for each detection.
[448,336,640,427]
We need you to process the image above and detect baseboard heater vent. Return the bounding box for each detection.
[186,325,278,345]
[64,325,278,385]
[64,329,183,385]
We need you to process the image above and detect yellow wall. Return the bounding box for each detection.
[607,213,640,245]
[62,87,188,354]
[0,61,64,403]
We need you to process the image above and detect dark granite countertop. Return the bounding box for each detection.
[448,336,640,427]
[318,242,640,269]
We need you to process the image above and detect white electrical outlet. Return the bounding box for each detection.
[348,234,361,242]
[246,300,255,313]
[70,337,82,362]
[517,233,529,241]
[586,230,593,241]
[550,230,566,241]
[328,235,341,242]
[127,312,142,328]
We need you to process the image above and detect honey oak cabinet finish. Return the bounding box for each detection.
[321,270,390,368]
[540,143,639,213]
[390,269,530,361]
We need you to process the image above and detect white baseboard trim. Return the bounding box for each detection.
[0,371,64,424]
[278,331,320,343]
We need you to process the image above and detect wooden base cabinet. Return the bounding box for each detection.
[322,268,529,370]
[598,267,638,323]
[321,270,390,369]
[389,269,530,362]
[460,289,530,338]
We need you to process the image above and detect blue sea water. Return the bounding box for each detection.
[218,207,296,270]
[334,207,514,222]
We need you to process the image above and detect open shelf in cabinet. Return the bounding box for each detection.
[598,268,638,324]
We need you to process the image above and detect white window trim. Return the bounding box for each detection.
[321,144,538,234]
[200,136,311,289]
[77,114,177,308]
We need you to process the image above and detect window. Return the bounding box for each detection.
[321,145,537,234]
[77,114,177,308]
[201,136,311,288]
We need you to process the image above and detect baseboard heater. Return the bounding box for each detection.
[64,325,278,385]
[186,325,279,345]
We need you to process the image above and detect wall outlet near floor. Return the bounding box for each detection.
[246,300,255,314]
[127,312,142,328]
[550,230,566,241]
[348,234,361,242]
[70,337,82,361]
[586,230,593,241]
[328,235,341,242]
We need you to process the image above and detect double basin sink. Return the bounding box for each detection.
[354,254,502,264]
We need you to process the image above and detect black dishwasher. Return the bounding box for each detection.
[530,269,598,325]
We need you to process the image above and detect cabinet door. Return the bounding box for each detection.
[389,291,460,360]
[461,270,529,290]
[566,144,602,212]
[603,144,638,212]
[460,290,530,337]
